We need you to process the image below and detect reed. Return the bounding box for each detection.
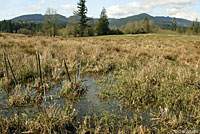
[60,81,87,100]
[3,52,8,78]
[63,59,71,82]
[36,51,42,86]
[6,55,18,85]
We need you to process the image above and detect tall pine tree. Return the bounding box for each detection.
[171,18,177,31]
[77,0,88,37]
[96,8,110,35]
[192,18,200,34]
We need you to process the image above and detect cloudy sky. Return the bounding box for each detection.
[0,0,199,21]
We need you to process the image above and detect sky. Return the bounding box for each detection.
[0,0,199,21]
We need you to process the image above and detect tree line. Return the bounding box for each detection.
[0,0,200,36]
[0,20,43,35]
[170,18,200,35]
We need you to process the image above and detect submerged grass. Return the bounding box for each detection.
[0,104,76,134]
[60,81,87,101]
[77,112,150,134]
[99,57,200,130]
[6,85,43,107]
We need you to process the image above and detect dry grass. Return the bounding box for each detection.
[0,33,200,133]
[60,81,87,101]
[0,104,76,134]
[6,85,43,107]
[0,33,200,70]
[0,33,200,81]
[77,113,150,134]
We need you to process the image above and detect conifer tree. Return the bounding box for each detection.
[96,8,110,35]
[171,18,177,31]
[193,18,200,34]
[77,0,88,36]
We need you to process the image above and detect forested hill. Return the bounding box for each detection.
[109,13,193,28]
[11,14,44,22]
[11,14,68,24]
[10,13,193,28]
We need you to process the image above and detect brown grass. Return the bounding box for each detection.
[0,33,200,133]
[0,34,200,78]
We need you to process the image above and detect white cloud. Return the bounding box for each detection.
[106,0,198,20]
[161,0,199,20]
[141,0,194,8]
[24,5,41,12]
[128,2,141,8]
[107,2,141,18]
[60,4,76,11]
[165,8,200,20]
[41,0,55,3]
[140,0,195,11]
[7,13,17,17]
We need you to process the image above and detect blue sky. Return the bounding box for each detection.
[0,0,199,21]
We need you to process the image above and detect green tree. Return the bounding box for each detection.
[143,16,150,33]
[77,0,88,37]
[96,8,110,35]
[186,26,193,35]
[71,11,81,37]
[192,18,200,34]
[84,18,95,36]
[171,18,177,31]
[44,8,57,37]
[109,26,123,35]
[177,27,186,34]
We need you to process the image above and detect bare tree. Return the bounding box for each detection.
[44,8,57,37]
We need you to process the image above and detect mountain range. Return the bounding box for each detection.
[11,13,193,28]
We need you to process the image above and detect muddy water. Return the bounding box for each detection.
[0,88,8,111]
[44,76,136,119]
[74,77,134,117]
[0,76,144,120]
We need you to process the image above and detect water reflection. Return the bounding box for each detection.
[0,76,138,120]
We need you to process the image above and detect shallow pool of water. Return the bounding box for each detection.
[0,76,149,121]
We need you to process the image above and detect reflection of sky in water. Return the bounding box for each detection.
[75,77,125,116]
[0,76,150,122]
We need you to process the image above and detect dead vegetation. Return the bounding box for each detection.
[0,33,200,133]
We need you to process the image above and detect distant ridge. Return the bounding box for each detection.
[11,14,44,22]
[109,13,193,28]
[10,13,193,28]
[11,14,68,24]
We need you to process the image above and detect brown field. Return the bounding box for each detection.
[0,33,200,133]
[1,33,200,77]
